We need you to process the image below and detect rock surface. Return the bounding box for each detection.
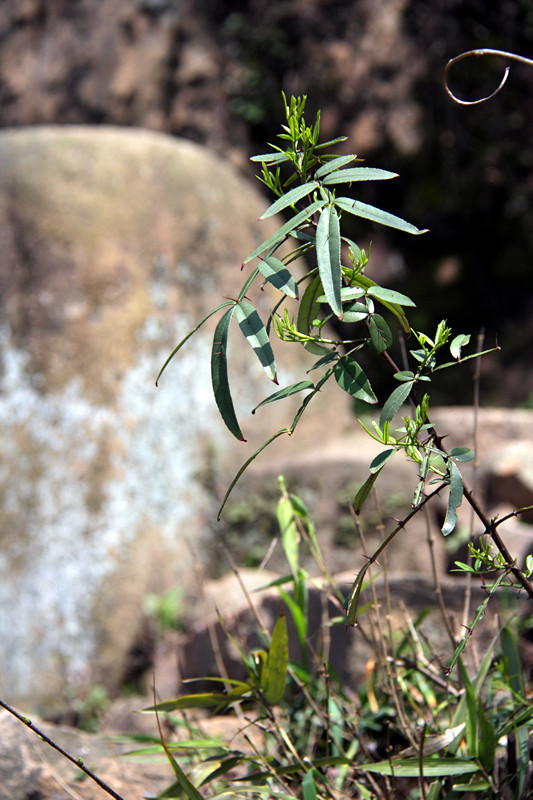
[0,124,341,707]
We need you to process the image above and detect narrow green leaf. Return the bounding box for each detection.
[212,308,245,441]
[260,182,319,219]
[243,199,326,264]
[478,700,495,773]
[265,611,289,704]
[289,365,336,432]
[302,769,319,800]
[350,272,411,333]
[335,196,427,235]
[344,562,371,626]
[252,380,314,414]
[297,274,331,355]
[315,135,348,149]
[379,381,414,428]
[144,693,232,712]
[460,661,479,758]
[369,314,393,353]
[217,428,290,519]
[322,167,397,185]
[367,286,416,307]
[315,154,357,178]
[370,448,396,473]
[442,460,463,536]
[501,626,525,696]
[360,757,479,778]
[277,495,299,579]
[433,346,500,371]
[250,151,290,164]
[235,300,277,383]
[258,256,298,298]
[316,205,343,318]
[353,473,380,514]
[334,357,377,404]
[156,301,234,386]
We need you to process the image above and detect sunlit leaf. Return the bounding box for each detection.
[360,757,479,777]
[260,182,319,219]
[212,307,245,441]
[450,333,471,359]
[243,199,326,264]
[335,196,427,235]
[265,611,289,704]
[322,167,397,185]
[235,300,277,383]
[258,256,298,298]
[367,286,416,307]
[334,357,377,403]
[316,205,343,318]
[379,380,414,428]
[250,151,290,164]
[314,154,358,178]
[277,495,299,580]
[442,460,463,535]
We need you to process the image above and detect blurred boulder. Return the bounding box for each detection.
[0,125,344,707]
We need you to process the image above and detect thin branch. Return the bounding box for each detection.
[0,699,127,800]
[443,48,533,106]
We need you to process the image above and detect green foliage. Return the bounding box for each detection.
[151,93,533,799]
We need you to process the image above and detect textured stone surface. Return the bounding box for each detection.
[0,125,336,706]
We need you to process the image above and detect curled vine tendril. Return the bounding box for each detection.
[443,48,533,106]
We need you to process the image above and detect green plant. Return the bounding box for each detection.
[2,58,533,800]
[148,92,533,798]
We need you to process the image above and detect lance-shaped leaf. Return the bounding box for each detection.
[349,272,411,334]
[258,256,298,298]
[442,460,464,535]
[322,167,397,185]
[297,275,331,355]
[335,196,427,235]
[316,205,343,318]
[367,286,416,307]
[334,357,377,404]
[379,380,414,428]
[235,300,277,383]
[212,307,245,441]
[314,154,358,178]
[250,151,290,164]
[156,300,234,386]
[243,199,326,264]
[252,380,314,414]
[260,181,318,219]
[265,611,289,704]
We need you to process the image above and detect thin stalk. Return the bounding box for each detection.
[0,699,127,800]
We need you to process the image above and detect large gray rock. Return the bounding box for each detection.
[0,125,337,707]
